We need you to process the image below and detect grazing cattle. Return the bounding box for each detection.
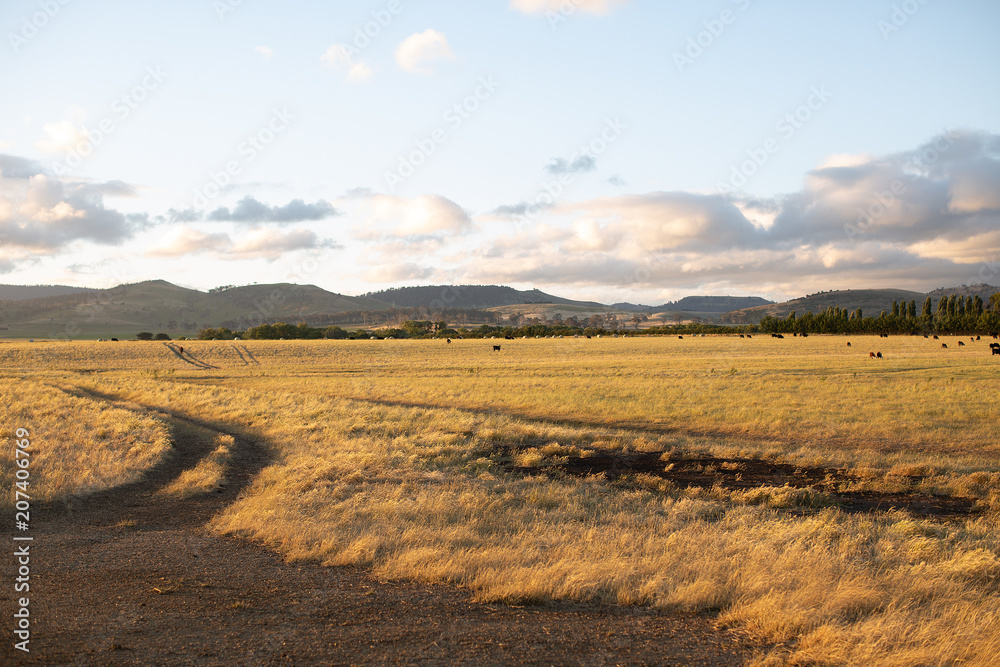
[942,343,948,348]
[446,338,451,344]
[958,341,965,346]
[933,335,939,339]
[111,338,118,341]
[678,336,684,339]
[923,335,929,338]
[877,352,883,359]
[177,346,184,354]
[869,352,876,358]
[492,345,501,352]
[739,334,745,338]
[846,342,852,347]
[976,336,981,341]
[994,348,1000,356]
[746,334,752,338]
[586,335,592,339]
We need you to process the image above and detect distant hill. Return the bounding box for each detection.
[722,289,929,324]
[926,284,998,300]
[658,296,772,313]
[364,285,605,310]
[0,284,95,301]
[0,280,391,338]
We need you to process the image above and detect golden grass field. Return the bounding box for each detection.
[2,335,999,665]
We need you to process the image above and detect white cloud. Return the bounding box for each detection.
[148,228,230,257]
[320,44,373,82]
[147,227,323,260]
[35,119,88,154]
[509,0,629,15]
[255,45,273,59]
[395,29,455,74]
[445,131,1000,298]
[355,193,472,238]
[230,228,320,259]
[0,173,137,255]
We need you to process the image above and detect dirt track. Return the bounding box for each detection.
[2,396,760,666]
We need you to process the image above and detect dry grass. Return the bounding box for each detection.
[158,431,232,498]
[0,377,171,511]
[3,335,999,666]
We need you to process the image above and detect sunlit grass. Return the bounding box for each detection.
[3,335,999,666]
[0,377,171,511]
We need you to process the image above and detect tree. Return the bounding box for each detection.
[922,297,933,320]
[908,300,917,319]
[136,332,153,340]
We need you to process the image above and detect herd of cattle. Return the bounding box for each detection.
[477,332,1000,357]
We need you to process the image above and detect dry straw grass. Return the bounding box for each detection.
[0,377,171,511]
[3,335,999,666]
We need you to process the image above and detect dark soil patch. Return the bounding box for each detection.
[1,387,761,666]
[499,447,979,520]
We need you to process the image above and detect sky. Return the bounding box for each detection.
[1,0,999,305]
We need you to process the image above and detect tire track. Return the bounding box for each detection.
[6,383,761,666]
[163,342,220,370]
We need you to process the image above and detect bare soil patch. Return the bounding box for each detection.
[500,447,979,519]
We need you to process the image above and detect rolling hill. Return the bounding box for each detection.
[722,289,932,324]
[363,285,606,310]
[0,284,96,300]
[0,280,392,339]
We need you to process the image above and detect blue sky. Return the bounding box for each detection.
[1,0,998,303]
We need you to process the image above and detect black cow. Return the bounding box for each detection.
[933,335,939,339]
[492,345,501,352]
[942,343,948,348]
[446,338,451,344]
[877,352,883,359]
[678,336,683,339]
[993,348,1000,356]
[958,341,965,346]
[847,342,852,347]
[110,338,119,341]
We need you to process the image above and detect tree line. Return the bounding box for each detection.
[755,294,1000,335]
